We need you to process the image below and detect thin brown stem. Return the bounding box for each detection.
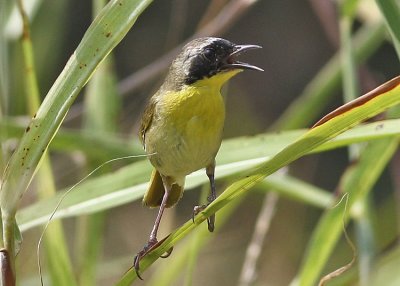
[238,192,278,286]
[0,249,15,286]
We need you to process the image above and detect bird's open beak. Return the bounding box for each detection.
[222,44,263,71]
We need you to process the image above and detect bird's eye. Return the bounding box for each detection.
[203,48,215,62]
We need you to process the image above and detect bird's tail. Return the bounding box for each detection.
[143,169,184,208]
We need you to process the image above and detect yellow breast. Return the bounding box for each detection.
[145,70,240,178]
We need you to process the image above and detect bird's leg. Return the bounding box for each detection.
[193,162,216,232]
[134,176,174,279]
[206,163,216,232]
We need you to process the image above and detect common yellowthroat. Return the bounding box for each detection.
[134,37,262,276]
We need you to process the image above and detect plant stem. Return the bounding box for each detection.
[1,212,15,285]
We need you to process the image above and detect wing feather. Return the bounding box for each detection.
[139,96,157,149]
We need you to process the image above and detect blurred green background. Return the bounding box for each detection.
[1,0,400,285]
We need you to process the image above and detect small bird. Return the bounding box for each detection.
[135,37,262,276]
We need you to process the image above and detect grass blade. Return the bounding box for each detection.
[76,0,122,283]
[0,0,152,214]
[17,0,76,283]
[0,120,142,159]
[15,117,400,232]
[116,76,400,284]
[294,138,398,286]
[0,0,152,271]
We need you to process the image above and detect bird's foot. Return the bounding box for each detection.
[192,204,215,232]
[133,238,173,280]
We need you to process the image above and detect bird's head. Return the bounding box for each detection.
[165,37,263,89]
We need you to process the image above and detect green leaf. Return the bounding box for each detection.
[294,138,399,286]
[0,0,153,215]
[0,0,152,280]
[116,77,400,284]
[0,120,142,159]
[16,118,400,232]
[17,116,400,231]
[18,0,76,282]
[77,0,122,283]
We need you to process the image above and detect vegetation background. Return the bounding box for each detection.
[1,0,400,285]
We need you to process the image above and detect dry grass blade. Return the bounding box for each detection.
[238,192,279,286]
[318,194,357,286]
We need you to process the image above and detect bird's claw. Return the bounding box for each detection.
[133,240,155,280]
[133,237,173,280]
[192,204,206,222]
[160,246,174,258]
[192,204,215,232]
